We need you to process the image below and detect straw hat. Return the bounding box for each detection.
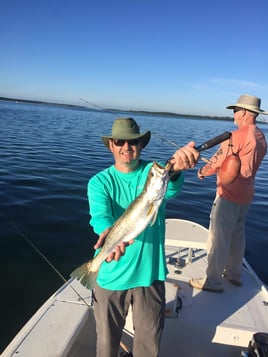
[101,117,151,149]
[226,94,268,114]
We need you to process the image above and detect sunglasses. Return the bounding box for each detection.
[112,139,141,147]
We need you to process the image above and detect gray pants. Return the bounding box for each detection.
[94,281,166,357]
[206,195,250,289]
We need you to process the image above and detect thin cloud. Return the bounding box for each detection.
[209,78,257,88]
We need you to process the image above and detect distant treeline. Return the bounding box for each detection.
[106,108,233,121]
[0,96,83,109]
[0,96,253,122]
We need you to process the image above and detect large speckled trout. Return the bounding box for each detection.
[70,161,172,289]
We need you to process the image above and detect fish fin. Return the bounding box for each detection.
[70,260,98,290]
[147,204,158,226]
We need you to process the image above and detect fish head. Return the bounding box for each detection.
[145,161,170,201]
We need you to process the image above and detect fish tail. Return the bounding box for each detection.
[70,260,98,290]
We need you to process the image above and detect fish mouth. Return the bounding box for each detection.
[165,161,173,171]
[153,161,173,172]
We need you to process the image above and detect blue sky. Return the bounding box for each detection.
[1,0,268,116]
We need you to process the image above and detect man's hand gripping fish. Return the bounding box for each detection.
[70,161,172,290]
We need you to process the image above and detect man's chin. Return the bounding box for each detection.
[121,154,134,162]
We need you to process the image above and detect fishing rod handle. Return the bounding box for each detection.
[166,131,231,165]
[195,131,231,152]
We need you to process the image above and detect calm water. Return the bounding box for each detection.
[1,101,268,352]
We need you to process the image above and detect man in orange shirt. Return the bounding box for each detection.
[189,94,267,292]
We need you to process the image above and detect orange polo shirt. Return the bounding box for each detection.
[203,125,267,204]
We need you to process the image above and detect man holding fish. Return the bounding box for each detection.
[83,117,199,357]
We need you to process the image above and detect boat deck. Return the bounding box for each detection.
[160,246,268,356]
[123,219,268,356]
[2,219,268,357]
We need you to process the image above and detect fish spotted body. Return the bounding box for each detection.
[70,161,172,289]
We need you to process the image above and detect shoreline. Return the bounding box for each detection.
[0,96,243,122]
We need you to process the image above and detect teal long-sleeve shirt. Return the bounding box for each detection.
[87,160,184,290]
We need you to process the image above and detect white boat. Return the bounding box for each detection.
[2,219,268,357]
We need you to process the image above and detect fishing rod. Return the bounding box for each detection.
[80,98,119,117]
[80,98,231,153]
[82,98,232,169]
[1,131,231,286]
[165,131,231,170]
[0,211,92,308]
[195,131,231,152]
[80,98,180,148]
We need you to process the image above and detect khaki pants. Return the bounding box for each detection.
[94,280,165,357]
[206,195,250,289]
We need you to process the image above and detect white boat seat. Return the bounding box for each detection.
[165,218,208,263]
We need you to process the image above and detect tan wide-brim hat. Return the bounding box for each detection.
[226,94,268,115]
[101,117,151,150]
